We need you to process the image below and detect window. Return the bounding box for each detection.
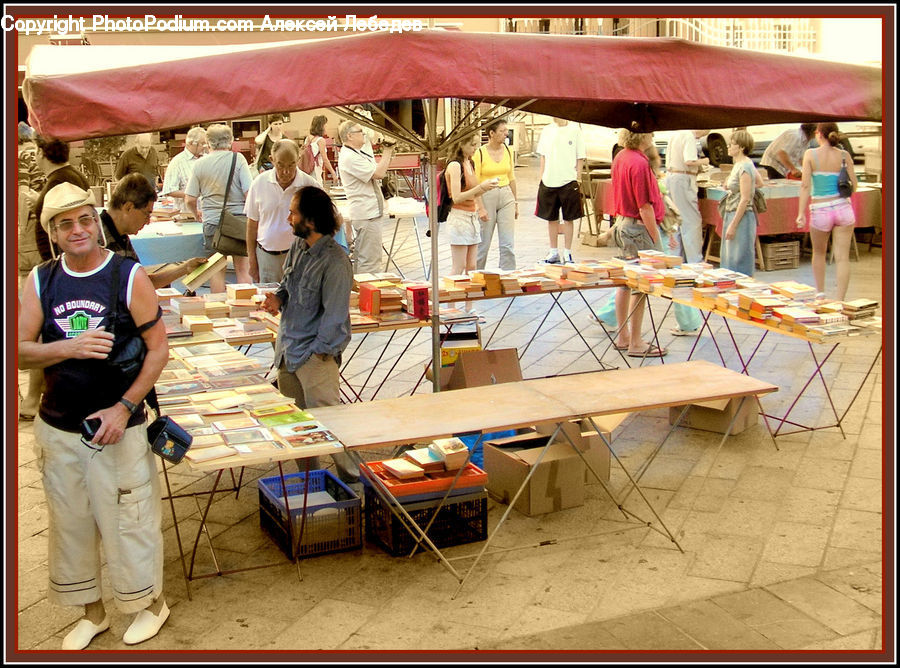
[538,19,550,34]
[726,24,744,47]
[505,18,516,33]
[574,18,585,35]
[775,23,792,50]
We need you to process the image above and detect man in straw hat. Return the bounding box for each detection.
[18,182,170,649]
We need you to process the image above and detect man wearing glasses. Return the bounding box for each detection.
[336,120,395,274]
[102,174,206,287]
[18,182,170,649]
[161,126,208,213]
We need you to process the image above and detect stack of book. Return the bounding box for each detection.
[840,298,878,320]
[770,280,817,302]
[226,283,258,301]
[428,437,469,470]
[542,264,568,280]
[155,287,182,304]
[403,446,445,474]
[470,271,503,297]
[659,269,697,299]
[404,284,430,319]
[204,301,230,320]
[746,295,789,323]
[499,273,523,295]
[170,296,207,318]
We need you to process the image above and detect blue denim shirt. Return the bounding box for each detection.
[274,234,352,373]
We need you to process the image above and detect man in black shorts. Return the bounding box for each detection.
[536,118,585,264]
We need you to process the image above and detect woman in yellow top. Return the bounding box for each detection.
[474,119,518,270]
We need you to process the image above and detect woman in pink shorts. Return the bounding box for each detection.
[796,122,858,301]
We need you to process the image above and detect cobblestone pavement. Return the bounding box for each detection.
[13,155,888,661]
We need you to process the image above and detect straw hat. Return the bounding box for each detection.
[40,182,96,232]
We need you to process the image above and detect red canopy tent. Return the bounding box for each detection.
[24,29,881,140]
[22,29,883,389]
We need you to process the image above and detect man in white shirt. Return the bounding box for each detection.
[760,124,816,179]
[536,118,585,264]
[336,120,395,274]
[245,139,321,283]
[665,129,709,264]
[161,127,207,213]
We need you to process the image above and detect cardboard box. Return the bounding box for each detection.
[669,397,758,435]
[483,431,584,516]
[534,418,614,483]
[424,363,454,391]
[447,348,522,391]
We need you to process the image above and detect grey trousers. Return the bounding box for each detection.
[277,356,358,482]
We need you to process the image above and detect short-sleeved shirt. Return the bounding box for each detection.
[161,149,201,212]
[185,150,253,226]
[665,130,700,173]
[244,168,320,253]
[115,146,160,184]
[338,145,385,220]
[537,123,585,188]
[611,148,664,222]
[760,129,810,176]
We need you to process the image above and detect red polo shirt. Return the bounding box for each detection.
[611,148,664,222]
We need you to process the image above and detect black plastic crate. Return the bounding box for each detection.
[364,486,487,557]
[258,469,361,559]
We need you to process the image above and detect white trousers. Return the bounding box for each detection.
[666,173,704,264]
[34,418,163,614]
[351,216,386,275]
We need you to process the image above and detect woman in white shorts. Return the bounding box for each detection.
[796,122,858,301]
[443,134,498,281]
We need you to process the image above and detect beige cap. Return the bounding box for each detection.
[41,182,96,232]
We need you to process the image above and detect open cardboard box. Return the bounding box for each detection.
[483,430,585,516]
[448,348,522,391]
[669,397,758,434]
[533,412,630,483]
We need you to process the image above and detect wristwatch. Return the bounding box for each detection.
[119,397,139,414]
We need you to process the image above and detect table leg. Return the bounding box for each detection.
[384,216,403,273]
[189,469,224,579]
[549,292,617,371]
[369,327,424,401]
[161,461,192,600]
[453,426,564,598]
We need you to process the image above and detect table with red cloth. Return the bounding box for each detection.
[593,178,882,237]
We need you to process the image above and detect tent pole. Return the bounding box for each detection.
[425,98,441,393]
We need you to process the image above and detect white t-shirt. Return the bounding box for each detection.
[665,130,700,173]
[537,123,586,188]
[338,145,385,220]
[244,168,320,252]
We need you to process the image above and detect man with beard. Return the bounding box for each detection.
[261,186,357,483]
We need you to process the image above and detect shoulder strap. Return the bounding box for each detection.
[108,252,123,336]
[221,152,238,218]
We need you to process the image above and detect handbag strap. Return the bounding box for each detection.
[107,251,163,413]
[220,152,238,220]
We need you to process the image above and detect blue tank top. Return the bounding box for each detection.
[811,172,840,198]
[36,251,147,431]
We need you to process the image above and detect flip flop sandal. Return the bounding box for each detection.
[613,343,629,351]
[628,345,667,358]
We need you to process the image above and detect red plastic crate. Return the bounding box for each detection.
[359,460,488,499]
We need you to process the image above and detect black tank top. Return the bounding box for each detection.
[36,251,147,431]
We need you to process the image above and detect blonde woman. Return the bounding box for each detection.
[796,122,858,300]
[474,119,518,270]
[719,129,765,277]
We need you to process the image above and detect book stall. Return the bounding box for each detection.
[620,250,883,438]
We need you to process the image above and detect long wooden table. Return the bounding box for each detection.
[311,360,778,596]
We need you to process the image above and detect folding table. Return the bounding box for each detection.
[311,360,777,597]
